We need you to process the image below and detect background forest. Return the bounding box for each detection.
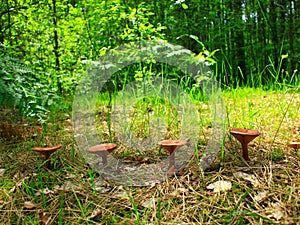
[1,1,300,224]
[1,0,299,119]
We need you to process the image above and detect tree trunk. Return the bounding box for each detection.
[288,1,295,72]
[52,0,62,94]
[270,1,279,70]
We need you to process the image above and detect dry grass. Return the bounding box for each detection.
[0,88,299,224]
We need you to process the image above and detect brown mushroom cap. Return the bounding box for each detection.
[158,139,187,153]
[88,143,117,155]
[88,143,117,165]
[288,141,300,150]
[158,140,188,147]
[229,128,260,144]
[32,144,62,158]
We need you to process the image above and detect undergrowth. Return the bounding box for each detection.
[0,87,299,224]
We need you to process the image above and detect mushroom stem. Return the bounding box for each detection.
[45,160,51,168]
[101,152,109,165]
[158,140,187,171]
[88,143,117,166]
[43,153,51,168]
[32,144,62,168]
[169,148,176,169]
[241,142,250,161]
[229,128,260,161]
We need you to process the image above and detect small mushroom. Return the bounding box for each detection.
[158,139,187,171]
[32,144,62,168]
[288,141,300,150]
[229,128,260,161]
[88,143,117,165]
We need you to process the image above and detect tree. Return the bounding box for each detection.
[1,0,299,92]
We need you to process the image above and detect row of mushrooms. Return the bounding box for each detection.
[31,129,299,169]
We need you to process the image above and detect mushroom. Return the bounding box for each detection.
[229,128,260,161]
[288,141,300,150]
[32,144,62,168]
[158,139,187,171]
[88,143,117,165]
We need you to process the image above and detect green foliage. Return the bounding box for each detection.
[0,46,60,122]
[121,3,166,41]
[0,0,299,100]
[271,148,285,161]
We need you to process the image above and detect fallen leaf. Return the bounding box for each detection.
[114,186,129,199]
[271,211,284,221]
[266,202,284,221]
[270,203,284,220]
[31,173,38,178]
[10,176,30,193]
[24,201,36,209]
[40,212,51,225]
[141,198,156,209]
[207,180,232,193]
[169,187,189,197]
[56,181,79,191]
[53,185,60,191]
[253,191,268,203]
[234,172,260,187]
[65,173,77,179]
[177,188,188,193]
[95,186,110,193]
[36,188,54,196]
[90,208,102,219]
[141,198,155,209]
[114,190,128,199]
[0,169,6,176]
[9,186,16,193]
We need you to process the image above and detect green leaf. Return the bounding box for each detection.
[181,3,188,9]
[189,35,205,48]
[189,35,199,42]
[210,49,220,56]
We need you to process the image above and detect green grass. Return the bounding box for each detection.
[0,86,299,224]
[0,55,300,224]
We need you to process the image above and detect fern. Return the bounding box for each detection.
[0,47,59,122]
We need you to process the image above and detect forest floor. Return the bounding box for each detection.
[0,88,299,224]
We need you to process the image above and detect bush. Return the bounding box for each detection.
[0,46,60,122]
